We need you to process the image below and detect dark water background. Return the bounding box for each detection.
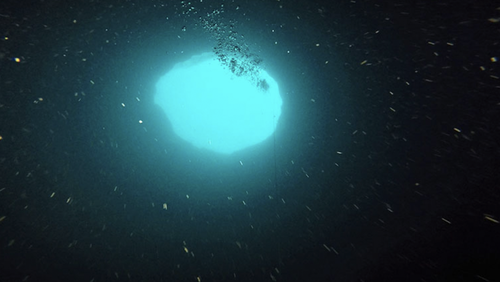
[1,0,499,281]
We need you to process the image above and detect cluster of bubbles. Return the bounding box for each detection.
[181,2,269,92]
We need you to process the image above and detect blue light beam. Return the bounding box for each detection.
[155,52,282,154]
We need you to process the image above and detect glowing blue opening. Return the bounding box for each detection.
[155,52,282,154]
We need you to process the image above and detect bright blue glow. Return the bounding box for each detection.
[155,52,282,154]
